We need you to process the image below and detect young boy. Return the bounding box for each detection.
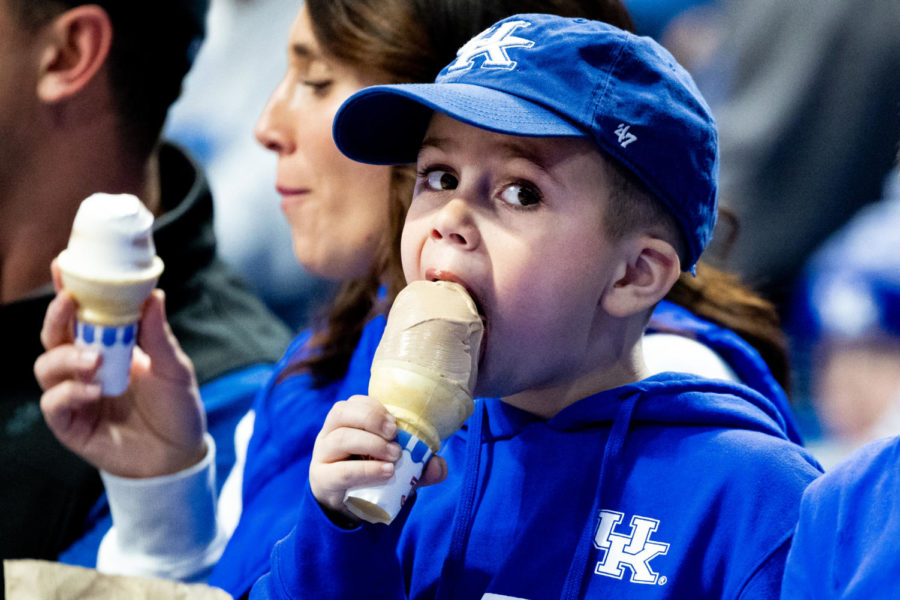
[251,14,821,599]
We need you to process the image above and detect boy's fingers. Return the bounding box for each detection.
[34,346,101,391]
[323,396,397,441]
[319,427,402,464]
[419,455,448,488]
[315,457,395,492]
[40,292,77,350]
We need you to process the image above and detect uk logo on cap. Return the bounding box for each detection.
[446,20,534,72]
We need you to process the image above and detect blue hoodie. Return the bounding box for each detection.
[781,435,900,599]
[211,302,803,598]
[207,315,386,595]
[251,373,822,599]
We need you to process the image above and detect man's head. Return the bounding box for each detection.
[4,0,208,157]
[333,13,718,272]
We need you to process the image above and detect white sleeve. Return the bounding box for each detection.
[216,410,255,538]
[97,410,255,583]
[643,333,740,383]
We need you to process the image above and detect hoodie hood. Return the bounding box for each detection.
[647,299,801,444]
[434,372,816,599]
[481,372,795,442]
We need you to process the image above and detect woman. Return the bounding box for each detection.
[35,0,640,597]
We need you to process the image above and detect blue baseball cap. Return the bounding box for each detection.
[333,13,719,270]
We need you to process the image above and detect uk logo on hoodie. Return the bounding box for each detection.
[593,510,670,585]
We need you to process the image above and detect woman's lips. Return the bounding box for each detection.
[277,186,310,211]
[277,185,310,196]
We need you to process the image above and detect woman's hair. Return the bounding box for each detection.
[290,0,635,387]
[603,158,791,390]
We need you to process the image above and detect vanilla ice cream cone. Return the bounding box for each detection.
[344,280,483,524]
[57,193,164,396]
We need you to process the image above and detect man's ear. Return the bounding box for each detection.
[601,236,681,318]
[36,5,112,103]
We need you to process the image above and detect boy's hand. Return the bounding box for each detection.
[34,269,207,479]
[310,395,447,525]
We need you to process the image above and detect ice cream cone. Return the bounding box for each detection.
[56,193,164,396]
[344,280,483,524]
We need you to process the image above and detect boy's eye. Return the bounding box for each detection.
[423,169,458,191]
[499,182,541,207]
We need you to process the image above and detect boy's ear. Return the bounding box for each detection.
[36,5,113,103]
[601,236,681,318]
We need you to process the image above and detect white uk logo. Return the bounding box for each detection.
[614,123,638,148]
[446,20,534,72]
[593,510,669,585]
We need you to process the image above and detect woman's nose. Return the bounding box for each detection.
[430,198,480,250]
[254,84,295,155]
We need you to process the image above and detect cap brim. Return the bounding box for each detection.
[333,83,586,165]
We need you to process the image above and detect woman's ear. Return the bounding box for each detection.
[601,236,681,318]
[36,5,112,103]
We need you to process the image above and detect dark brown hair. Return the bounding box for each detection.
[290,0,635,387]
[6,0,206,158]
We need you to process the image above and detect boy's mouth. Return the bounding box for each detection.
[424,268,488,352]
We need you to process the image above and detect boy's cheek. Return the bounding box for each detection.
[399,224,424,282]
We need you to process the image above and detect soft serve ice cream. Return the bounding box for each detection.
[57,193,164,395]
[344,280,483,524]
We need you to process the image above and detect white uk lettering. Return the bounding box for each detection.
[447,20,534,72]
[593,510,669,585]
[615,123,638,148]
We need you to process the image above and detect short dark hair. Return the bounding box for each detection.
[602,155,686,263]
[7,0,208,157]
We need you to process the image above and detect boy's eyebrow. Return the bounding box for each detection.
[496,140,553,171]
[419,135,558,176]
[418,135,455,157]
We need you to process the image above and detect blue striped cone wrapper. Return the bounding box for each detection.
[74,320,138,396]
[343,429,434,524]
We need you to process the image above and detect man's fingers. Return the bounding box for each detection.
[34,346,100,391]
[137,290,194,382]
[50,258,64,292]
[40,379,102,438]
[40,292,77,350]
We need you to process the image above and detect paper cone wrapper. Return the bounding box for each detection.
[343,428,434,525]
[74,321,138,396]
[342,361,474,524]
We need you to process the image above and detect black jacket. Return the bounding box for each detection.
[0,143,293,560]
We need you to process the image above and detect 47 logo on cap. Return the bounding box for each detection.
[447,20,534,72]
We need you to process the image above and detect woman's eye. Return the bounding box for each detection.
[423,170,458,191]
[303,80,332,93]
[499,183,541,207]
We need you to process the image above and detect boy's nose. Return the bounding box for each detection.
[430,198,480,250]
